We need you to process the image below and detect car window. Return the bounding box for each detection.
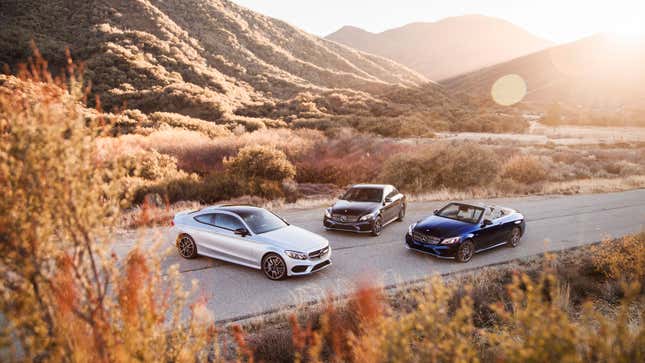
[341,187,383,203]
[194,213,216,225]
[236,209,289,234]
[214,213,245,231]
[437,203,484,224]
[386,189,398,199]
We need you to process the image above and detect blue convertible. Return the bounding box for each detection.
[406,202,526,262]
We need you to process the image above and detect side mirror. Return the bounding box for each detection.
[433,209,439,215]
[482,219,493,227]
[234,227,250,237]
[384,197,392,204]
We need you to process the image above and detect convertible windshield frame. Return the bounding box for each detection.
[341,187,383,203]
[436,203,485,224]
[235,209,289,234]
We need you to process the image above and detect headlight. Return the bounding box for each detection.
[359,212,377,222]
[441,236,461,245]
[285,250,308,260]
[408,223,417,234]
[324,208,332,218]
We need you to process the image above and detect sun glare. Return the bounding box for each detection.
[612,21,645,40]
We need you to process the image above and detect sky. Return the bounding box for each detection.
[233,0,645,43]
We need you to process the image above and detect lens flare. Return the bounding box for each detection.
[491,74,527,106]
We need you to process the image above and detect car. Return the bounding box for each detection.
[405,202,525,262]
[323,184,406,236]
[172,205,331,280]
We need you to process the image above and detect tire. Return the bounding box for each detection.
[397,204,406,222]
[456,240,474,263]
[262,253,287,280]
[177,234,198,259]
[509,227,521,248]
[371,215,383,237]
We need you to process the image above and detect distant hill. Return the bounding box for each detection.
[326,15,553,81]
[443,34,645,111]
[0,0,426,122]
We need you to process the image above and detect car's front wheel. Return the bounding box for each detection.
[509,227,521,248]
[371,215,383,236]
[177,234,198,259]
[456,240,474,263]
[262,253,287,280]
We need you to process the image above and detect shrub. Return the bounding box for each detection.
[149,111,231,138]
[0,57,215,361]
[224,145,296,182]
[223,145,296,199]
[379,142,500,192]
[592,233,645,282]
[501,154,549,184]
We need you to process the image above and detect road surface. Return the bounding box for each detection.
[115,189,645,322]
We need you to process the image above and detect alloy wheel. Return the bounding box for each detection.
[510,227,521,247]
[263,254,286,280]
[372,216,383,236]
[457,241,474,263]
[178,235,197,259]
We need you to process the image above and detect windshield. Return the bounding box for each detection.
[341,187,383,203]
[437,203,484,224]
[236,209,289,234]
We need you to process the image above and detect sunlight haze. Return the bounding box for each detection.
[233,0,645,43]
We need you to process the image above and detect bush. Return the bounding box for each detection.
[120,150,184,181]
[592,233,645,282]
[501,155,549,184]
[223,145,296,199]
[0,58,214,361]
[224,145,296,182]
[379,142,500,192]
[149,112,231,138]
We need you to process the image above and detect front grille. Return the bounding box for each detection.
[412,231,441,245]
[309,246,330,259]
[332,214,358,223]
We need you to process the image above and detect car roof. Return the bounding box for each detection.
[199,205,265,214]
[350,184,392,189]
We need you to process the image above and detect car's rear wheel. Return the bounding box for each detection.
[262,253,287,280]
[371,215,383,236]
[456,240,474,263]
[397,204,406,222]
[177,234,198,259]
[509,227,521,248]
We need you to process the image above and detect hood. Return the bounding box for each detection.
[256,225,329,252]
[413,215,477,238]
[330,200,381,216]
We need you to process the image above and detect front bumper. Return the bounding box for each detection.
[285,249,333,276]
[405,233,458,259]
[323,216,373,233]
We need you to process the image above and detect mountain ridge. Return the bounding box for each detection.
[0,0,427,122]
[326,15,553,81]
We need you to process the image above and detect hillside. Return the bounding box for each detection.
[326,15,552,81]
[443,34,645,124]
[0,0,427,123]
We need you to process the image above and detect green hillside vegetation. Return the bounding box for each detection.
[0,0,525,136]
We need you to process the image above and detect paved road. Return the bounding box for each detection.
[115,190,645,322]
